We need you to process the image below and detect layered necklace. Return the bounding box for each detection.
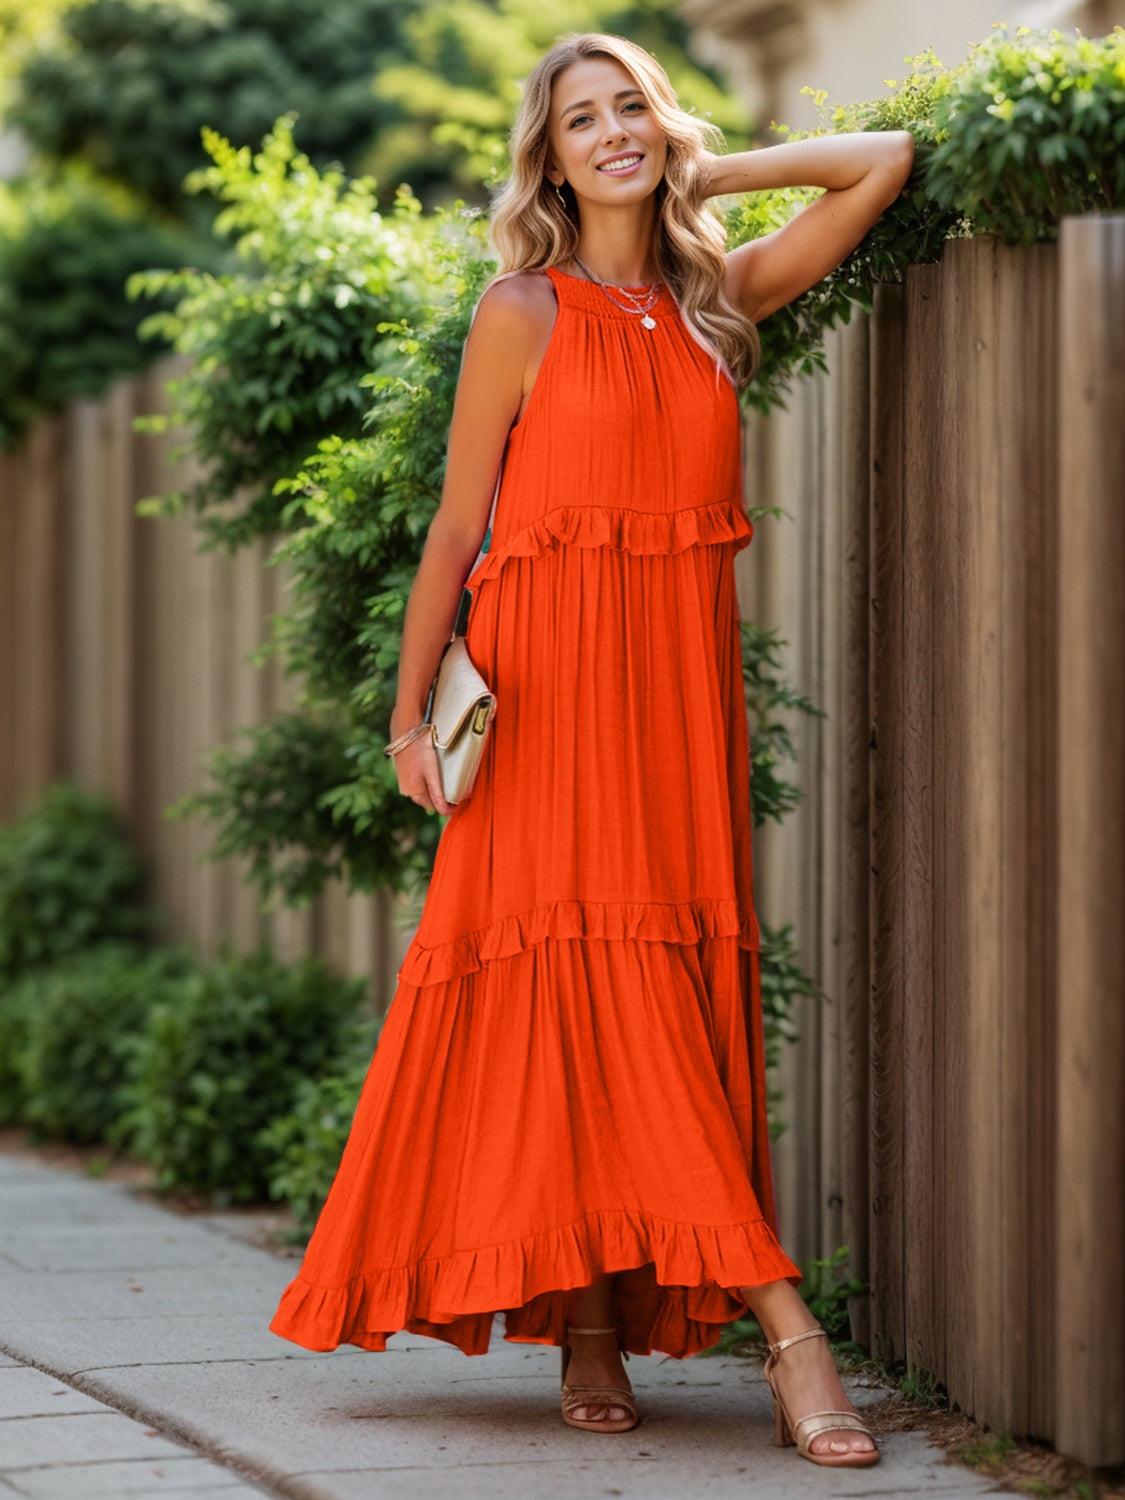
[571,254,662,330]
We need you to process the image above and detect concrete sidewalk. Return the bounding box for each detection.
[0,1153,1023,1499]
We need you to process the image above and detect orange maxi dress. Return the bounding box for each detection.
[269,265,803,1360]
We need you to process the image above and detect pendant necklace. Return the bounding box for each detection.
[572,254,662,330]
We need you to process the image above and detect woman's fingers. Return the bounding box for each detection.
[427,773,455,817]
[395,738,454,816]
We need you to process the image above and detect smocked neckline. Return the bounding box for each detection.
[544,264,675,319]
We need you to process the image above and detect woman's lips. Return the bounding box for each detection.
[596,154,643,175]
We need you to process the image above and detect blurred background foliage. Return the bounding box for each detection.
[3,0,413,218]
[0,0,746,445]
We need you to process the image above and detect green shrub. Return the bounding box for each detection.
[129,118,431,551]
[0,169,192,449]
[261,1028,380,1236]
[759,922,827,1142]
[0,976,35,1125]
[15,941,199,1145]
[0,782,160,982]
[120,947,367,1202]
[7,0,408,215]
[924,24,1125,248]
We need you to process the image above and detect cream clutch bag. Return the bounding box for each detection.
[424,595,496,804]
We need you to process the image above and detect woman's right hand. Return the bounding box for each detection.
[393,731,456,817]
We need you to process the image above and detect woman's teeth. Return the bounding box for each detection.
[598,155,642,173]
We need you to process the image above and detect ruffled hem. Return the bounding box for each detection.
[466,498,754,589]
[397,896,759,987]
[269,1205,802,1358]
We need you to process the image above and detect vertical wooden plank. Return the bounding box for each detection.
[814,322,845,1264]
[743,388,822,1261]
[131,360,225,950]
[191,519,229,957]
[867,277,907,1364]
[222,538,271,952]
[992,239,1060,1437]
[1054,214,1125,1467]
[265,558,315,963]
[65,401,103,791]
[1018,241,1059,1442]
[129,365,171,931]
[932,240,992,1419]
[963,237,1006,1427]
[0,448,20,817]
[899,262,939,1378]
[12,417,66,806]
[835,312,873,1343]
[789,371,828,1262]
[994,238,1030,1434]
[99,382,139,821]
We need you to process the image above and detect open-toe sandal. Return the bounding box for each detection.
[560,1324,639,1433]
[762,1326,879,1468]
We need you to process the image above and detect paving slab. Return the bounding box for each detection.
[0,1365,275,1497]
[0,1152,1025,1500]
[0,1365,106,1418]
[2,1457,273,1497]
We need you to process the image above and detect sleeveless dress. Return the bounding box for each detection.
[269,265,803,1360]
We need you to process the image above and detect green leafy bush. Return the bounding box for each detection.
[727,25,1125,413]
[0,977,35,1125]
[0,170,193,448]
[7,0,408,215]
[924,24,1125,248]
[14,942,199,1145]
[262,1029,380,1236]
[758,923,827,1141]
[119,948,368,1202]
[129,119,431,551]
[741,619,827,831]
[0,782,160,982]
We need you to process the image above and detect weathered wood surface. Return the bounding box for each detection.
[0,361,410,1012]
[1053,214,1125,1466]
[738,220,1123,1463]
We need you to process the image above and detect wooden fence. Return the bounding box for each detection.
[741,218,1124,1464]
[0,362,413,1011]
[1,219,1121,1464]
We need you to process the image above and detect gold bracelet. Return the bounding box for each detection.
[383,722,433,758]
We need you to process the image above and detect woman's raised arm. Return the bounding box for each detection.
[703,130,915,325]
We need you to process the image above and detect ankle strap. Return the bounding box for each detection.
[567,1325,618,1335]
[768,1325,828,1356]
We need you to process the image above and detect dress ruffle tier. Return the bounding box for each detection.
[269,265,803,1361]
[270,939,801,1357]
[464,496,755,589]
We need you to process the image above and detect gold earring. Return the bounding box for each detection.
[553,181,568,211]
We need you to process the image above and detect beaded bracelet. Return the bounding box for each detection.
[383,722,434,758]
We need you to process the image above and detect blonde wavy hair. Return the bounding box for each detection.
[489,32,760,388]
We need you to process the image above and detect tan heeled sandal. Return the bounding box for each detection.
[762,1326,879,1467]
[560,1324,639,1433]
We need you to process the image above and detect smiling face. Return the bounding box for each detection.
[544,54,668,211]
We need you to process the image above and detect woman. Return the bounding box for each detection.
[271,31,914,1470]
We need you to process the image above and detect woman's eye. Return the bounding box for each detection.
[568,100,646,129]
